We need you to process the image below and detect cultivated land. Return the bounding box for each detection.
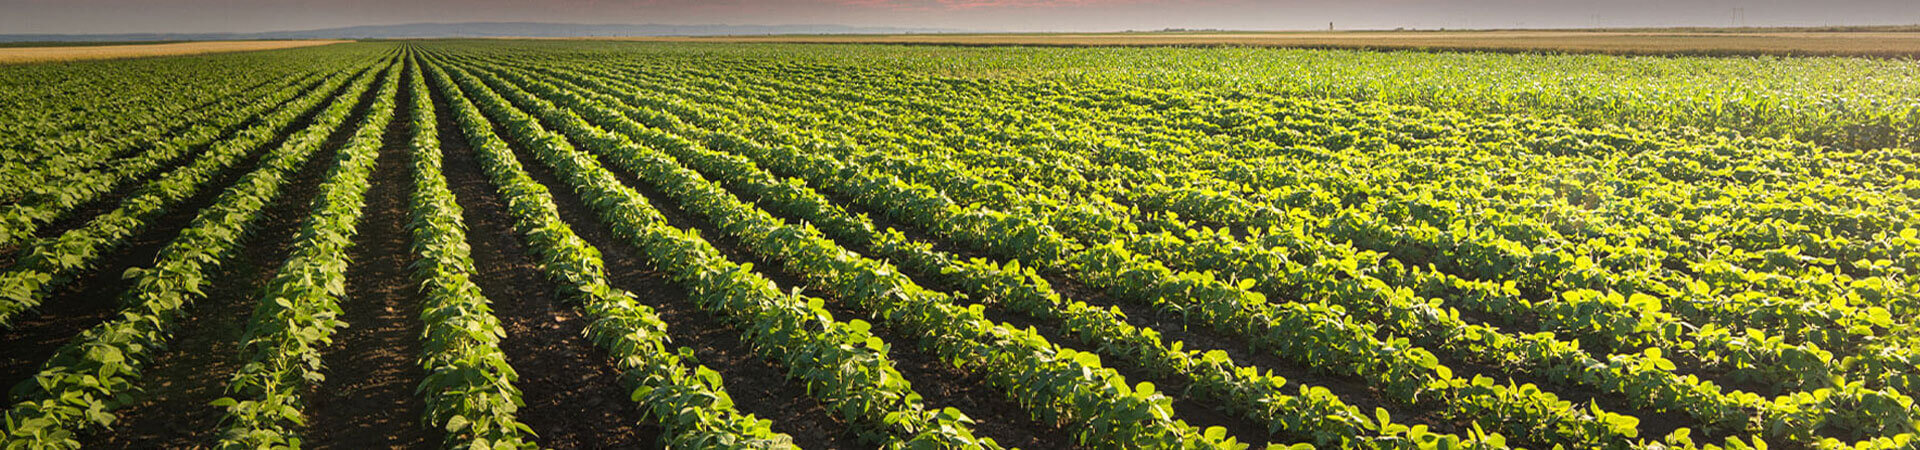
[0,40,347,64]
[0,39,1917,449]
[620,29,1920,57]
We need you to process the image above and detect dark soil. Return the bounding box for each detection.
[429,67,662,449]
[0,70,370,388]
[82,60,393,449]
[303,60,434,448]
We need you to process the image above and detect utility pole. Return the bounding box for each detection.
[1329,21,1334,31]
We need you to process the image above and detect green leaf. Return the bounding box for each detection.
[446,415,472,433]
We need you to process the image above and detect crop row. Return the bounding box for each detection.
[437,57,1255,448]
[0,58,380,327]
[468,57,1503,449]
[0,55,393,448]
[469,52,1916,449]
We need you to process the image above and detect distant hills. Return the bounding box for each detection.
[0,22,970,42]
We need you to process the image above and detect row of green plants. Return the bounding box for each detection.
[475,59,1496,449]
[0,68,285,188]
[211,59,404,448]
[433,40,1920,153]
[398,54,537,449]
[615,57,1919,354]
[0,56,392,449]
[430,57,993,448]
[460,55,1543,450]
[609,55,1920,448]
[670,62,1919,436]
[427,58,802,448]
[910,57,1919,397]
[0,59,380,328]
[0,67,336,250]
[0,52,346,201]
[744,59,1920,376]
[0,55,267,152]
[488,55,1650,449]
[727,61,1920,415]
[617,56,1917,354]
[441,58,1241,448]
[483,51,1920,446]
[650,61,1915,446]
[556,56,1918,442]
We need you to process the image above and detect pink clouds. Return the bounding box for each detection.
[835,0,1163,11]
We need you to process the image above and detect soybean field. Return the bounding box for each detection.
[0,40,1917,449]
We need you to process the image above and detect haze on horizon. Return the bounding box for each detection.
[2,0,1916,35]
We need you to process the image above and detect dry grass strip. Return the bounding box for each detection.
[0,40,350,64]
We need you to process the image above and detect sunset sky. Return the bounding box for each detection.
[3,0,1916,35]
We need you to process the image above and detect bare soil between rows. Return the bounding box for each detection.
[303,58,434,448]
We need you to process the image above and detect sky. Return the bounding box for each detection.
[2,0,1917,35]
